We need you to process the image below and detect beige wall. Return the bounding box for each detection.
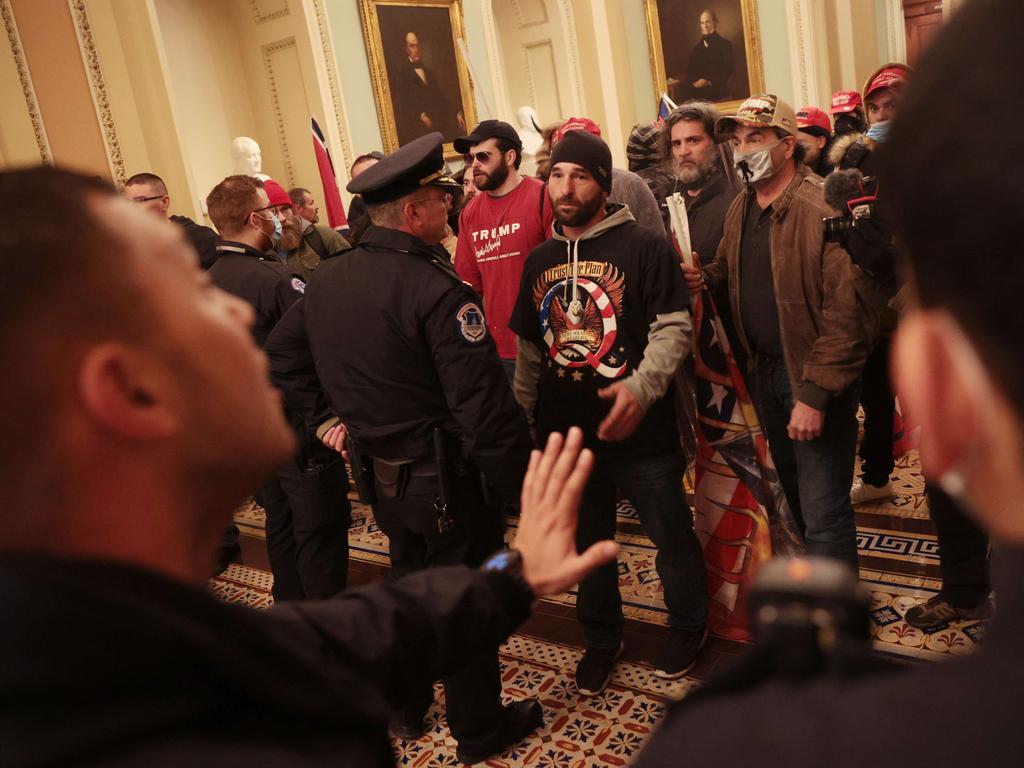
[9,0,109,177]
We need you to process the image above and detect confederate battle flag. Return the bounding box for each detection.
[666,194,803,640]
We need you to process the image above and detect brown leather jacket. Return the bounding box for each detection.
[703,164,876,410]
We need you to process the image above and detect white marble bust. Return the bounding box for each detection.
[232,136,270,181]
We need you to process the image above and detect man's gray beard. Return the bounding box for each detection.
[674,158,717,191]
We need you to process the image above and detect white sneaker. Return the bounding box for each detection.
[850,478,893,504]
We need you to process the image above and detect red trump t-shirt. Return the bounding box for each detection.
[456,176,554,360]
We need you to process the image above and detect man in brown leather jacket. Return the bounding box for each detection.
[682,94,875,567]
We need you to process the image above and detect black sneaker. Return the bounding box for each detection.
[653,628,707,679]
[904,594,992,630]
[390,707,428,740]
[454,699,543,765]
[575,641,624,696]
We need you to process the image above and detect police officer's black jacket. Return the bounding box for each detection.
[636,547,1024,767]
[267,225,532,502]
[0,553,533,767]
[209,241,304,347]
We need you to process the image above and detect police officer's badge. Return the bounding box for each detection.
[456,302,486,343]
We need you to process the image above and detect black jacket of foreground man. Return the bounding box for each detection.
[0,554,532,767]
[636,546,1024,767]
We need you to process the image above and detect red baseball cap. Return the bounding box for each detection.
[262,179,292,208]
[830,90,862,115]
[553,117,602,145]
[796,105,832,136]
[864,66,910,99]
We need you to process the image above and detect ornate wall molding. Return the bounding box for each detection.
[556,0,585,115]
[1,0,52,164]
[68,0,125,183]
[262,37,298,185]
[250,0,290,25]
[309,0,352,174]
[479,0,513,122]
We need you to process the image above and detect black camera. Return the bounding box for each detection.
[822,170,880,244]
[823,200,876,243]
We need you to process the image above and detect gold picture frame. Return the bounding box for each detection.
[644,0,765,114]
[359,0,477,156]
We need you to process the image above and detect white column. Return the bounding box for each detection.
[883,0,908,63]
[784,0,832,109]
[588,0,625,167]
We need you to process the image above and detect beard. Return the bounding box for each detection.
[278,218,304,252]
[674,153,718,190]
[474,162,510,191]
[553,190,605,228]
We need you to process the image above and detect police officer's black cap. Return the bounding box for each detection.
[346,132,458,205]
[453,120,522,154]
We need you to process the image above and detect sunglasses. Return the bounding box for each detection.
[130,194,164,203]
[463,150,493,165]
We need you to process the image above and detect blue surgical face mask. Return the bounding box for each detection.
[865,120,892,144]
[252,211,282,247]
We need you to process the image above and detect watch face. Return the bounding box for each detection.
[484,550,515,571]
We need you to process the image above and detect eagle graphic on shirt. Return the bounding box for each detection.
[533,260,627,379]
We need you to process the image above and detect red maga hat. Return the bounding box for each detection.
[262,179,292,208]
[553,116,602,145]
[830,90,863,115]
[796,105,832,135]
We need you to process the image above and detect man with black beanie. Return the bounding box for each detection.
[510,130,708,693]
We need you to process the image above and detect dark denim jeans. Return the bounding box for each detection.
[859,336,896,486]
[575,450,708,649]
[752,358,860,568]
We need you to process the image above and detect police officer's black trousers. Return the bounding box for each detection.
[371,463,506,744]
[258,444,351,602]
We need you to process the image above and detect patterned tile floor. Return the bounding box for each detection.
[232,447,980,662]
[219,446,989,764]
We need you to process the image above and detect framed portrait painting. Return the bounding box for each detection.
[359,0,477,154]
[644,0,765,112]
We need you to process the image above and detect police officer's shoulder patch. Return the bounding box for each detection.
[290,276,306,294]
[456,301,487,343]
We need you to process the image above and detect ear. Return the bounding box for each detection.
[159,195,170,214]
[893,311,976,478]
[78,343,180,440]
[783,135,797,160]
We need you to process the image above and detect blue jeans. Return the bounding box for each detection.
[752,358,860,567]
[575,450,708,649]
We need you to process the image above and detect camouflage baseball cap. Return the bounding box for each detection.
[715,94,798,138]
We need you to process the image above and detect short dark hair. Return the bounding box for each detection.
[495,137,522,170]
[350,151,386,176]
[288,187,312,207]
[125,172,167,195]
[662,101,719,164]
[206,175,265,236]
[0,167,154,480]
[883,0,1024,420]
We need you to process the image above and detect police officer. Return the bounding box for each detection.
[266,134,540,764]
[206,174,351,599]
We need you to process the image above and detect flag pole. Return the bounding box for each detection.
[666,193,694,269]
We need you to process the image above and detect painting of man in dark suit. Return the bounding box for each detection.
[362,1,474,150]
[391,30,465,144]
[647,0,759,106]
[683,9,734,101]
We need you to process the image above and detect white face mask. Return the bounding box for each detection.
[734,139,783,184]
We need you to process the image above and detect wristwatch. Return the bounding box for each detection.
[481,548,533,599]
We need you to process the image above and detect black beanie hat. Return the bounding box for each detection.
[549,130,613,193]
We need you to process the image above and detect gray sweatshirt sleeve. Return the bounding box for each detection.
[622,310,693,411]
[514,340,543,425]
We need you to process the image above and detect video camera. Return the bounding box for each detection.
[822,169,879,244]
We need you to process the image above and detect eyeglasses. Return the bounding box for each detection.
[130,194,165,203]
[463,150,493,165]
